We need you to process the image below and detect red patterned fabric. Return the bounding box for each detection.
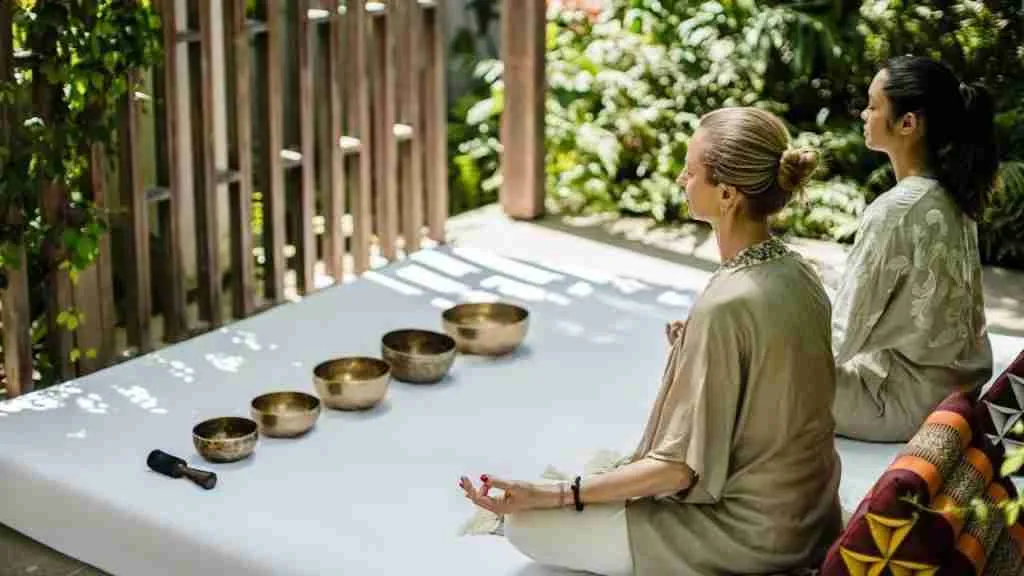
[821,350,1024,575]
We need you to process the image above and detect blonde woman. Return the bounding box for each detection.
[459,107,841,575]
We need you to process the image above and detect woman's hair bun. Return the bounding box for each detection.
[777,148,819,194]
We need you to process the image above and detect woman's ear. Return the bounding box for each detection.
[718,183,740,214]
[898,112,919,136]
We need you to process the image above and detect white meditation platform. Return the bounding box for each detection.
[0,244,1017,575]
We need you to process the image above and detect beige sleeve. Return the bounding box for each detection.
[831,215,908,365]
[641,301,743,504]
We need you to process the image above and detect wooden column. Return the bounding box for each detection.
[368,2,398,260]
[0,1,32,395]
[189,0,223,327]
[0,245,31,396]
[74,143,116,374]
[293,0,316,293]
[153,0,188,341]
[421,0,447,242]
[499,0,546,220]
[396,0,423,254]
[225,0,256,317]
[346,0,373,273]
[118,71,153,352]
[255,0,287,303]
[322,0,346,282]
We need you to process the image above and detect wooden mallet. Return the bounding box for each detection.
[147,449,217,490]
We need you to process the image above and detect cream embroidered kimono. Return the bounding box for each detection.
[831,176,992,442]
[626,239,842,575]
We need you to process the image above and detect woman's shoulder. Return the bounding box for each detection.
[866,176,939,220]
[872,177,968,234]
[858,176,962,242]
[703,253,827,314]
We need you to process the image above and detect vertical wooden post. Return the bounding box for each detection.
[91,144,116,367]
[346,3,373,273]
[74,143,116,374]
[0,246,31,396]
[256,0,287,302]
[118,73,153,352]
[499,0,546,220]
[322,0,346,282]
[368,3,398,260]
[0,1,32,396]
[30,10,76,378]
[396,0,423,254]
[225,0,256,317]
[153,0,188,341]
[189,0,223,326]
[421,0,447,242]
[294,0,316,293]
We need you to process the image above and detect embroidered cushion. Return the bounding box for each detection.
[821,351,1024,575]
[976,350,1024,463]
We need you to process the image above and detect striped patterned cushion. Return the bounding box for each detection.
[821,349,1024,575]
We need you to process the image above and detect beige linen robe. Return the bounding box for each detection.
[626,239,842,575]
[831,176,992,441]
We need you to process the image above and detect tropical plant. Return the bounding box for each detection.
[446,0,1024,268]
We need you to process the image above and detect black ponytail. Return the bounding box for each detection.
[883,56,999,220]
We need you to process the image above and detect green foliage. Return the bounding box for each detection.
[772,178,865,243]
[981,162,1024,268]
[0,1,161,384]
[447,0,1024,268]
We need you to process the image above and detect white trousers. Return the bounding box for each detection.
[504,502,634,576]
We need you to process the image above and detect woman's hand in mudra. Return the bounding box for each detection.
[459,475,559,515]
[665,320,687,344]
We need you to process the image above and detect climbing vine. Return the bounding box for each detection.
[0,0,161,382]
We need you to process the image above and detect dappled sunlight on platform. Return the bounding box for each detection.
[0,382,84,415]
[396,264,474,294]
[452,246,564,285]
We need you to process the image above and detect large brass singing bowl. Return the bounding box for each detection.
[442,302,529,356]
[313,357,391,410]
[250,391,321,437]
[381,329,456,384]
[192,417,258,463]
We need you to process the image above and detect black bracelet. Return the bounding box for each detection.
[571,475,584,511]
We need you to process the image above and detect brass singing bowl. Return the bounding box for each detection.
[249,391,321,437]
[381,329,457,383]
[313,357,391,410]
[192,417,258,463]
[442,302,529,356]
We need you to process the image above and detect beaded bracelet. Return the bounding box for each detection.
[571,476,584,511]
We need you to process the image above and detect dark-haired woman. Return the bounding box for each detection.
[832,55,997,442]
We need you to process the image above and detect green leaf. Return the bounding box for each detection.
[85,348,98,360]
[971,498,989,522]
[1006,500,1021,526]
[70,348,81,363]
[1001,449,1024,477]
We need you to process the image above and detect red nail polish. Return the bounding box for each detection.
[480,474,489,483]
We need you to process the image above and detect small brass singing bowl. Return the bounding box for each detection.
[442,302,529,356]
[249,391,321,438]
[313,357,391,410]
[192,417,258,463]
[380,329,457,384]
